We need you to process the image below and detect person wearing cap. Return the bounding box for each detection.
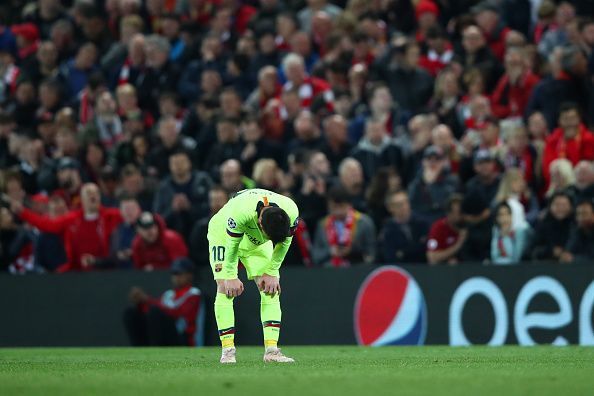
[9,183,123,272]
[11,23,40,70]
[408,145,460,224]
[52,157,83,210]
[124,257,203,346]
[415,0,440,45]
[131,211,188,271]
[465,148,502,206]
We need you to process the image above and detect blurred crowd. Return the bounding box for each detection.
[1,0,594,274]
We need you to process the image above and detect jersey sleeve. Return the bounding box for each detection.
[222,198,249,279]
[268,199,299,276]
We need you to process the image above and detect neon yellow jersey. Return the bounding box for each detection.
[219,188,299,279]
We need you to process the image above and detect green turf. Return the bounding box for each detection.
[0,346,592,396]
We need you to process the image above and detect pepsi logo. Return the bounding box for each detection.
[354,266,427,346]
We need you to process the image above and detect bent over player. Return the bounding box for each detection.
[207,188,298,363]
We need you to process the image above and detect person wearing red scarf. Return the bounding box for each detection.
[11,23,39,67]
[312,186,376,267]
[491,48,540,119]
[543,103,594,185]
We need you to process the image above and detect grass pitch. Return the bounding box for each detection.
[0,346,592,396]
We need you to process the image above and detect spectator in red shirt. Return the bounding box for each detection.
[11,183,122,271]
[426,194,466,265]
[282,53,334,111]
[542,102,594,185]
[131,211,188,271]
[491,47,540,119]
[124,257,203,346]
[419,26,454,77]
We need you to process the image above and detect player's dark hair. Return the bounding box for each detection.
[261,207,291,244]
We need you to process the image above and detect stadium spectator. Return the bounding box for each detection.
[289,110,324,154]
[384,40,434,116]
[408,145,459,224]
[527,46,592,128]
[430,69,464,138]
[431,124,461,175]
[153,149,211,240]
[453,25,502,92]
[117,164,154,211]
[471,1,511,61]
[494,168,539,227]
[490,202,531,265]
[490,47,540,119]
[298,0,341,33]
[10,183,122,271]
[282,53,333,111]
[148,116,197,178]
[293,151,330,236]
[320,114,352,173]
[350,118,391,181]
[460,190,493,263]
[532,191,574,261]
[465,149,501,207]
[312,185,376,267]
[545,158,578,201]
[58,42,99,101]
[239,117,284,177]
[137,35,181,116]
[203,117,244,177]
[426,194,466,265]
[32,194,68,272]
[50,157,83,210]
[336,157,367,212]
[542,102,594,186]
[574,161,594,201]
[561,198,594,263]
[419,26,453,77]
[80,91,123,150]
[380,190,429,264]
[124,258,202,346]
[131,212,188,271]
[219,159,255,195]
[81,195,142,270]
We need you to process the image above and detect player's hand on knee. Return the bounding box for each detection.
[259,274,281,296]
[224,278,244,297]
